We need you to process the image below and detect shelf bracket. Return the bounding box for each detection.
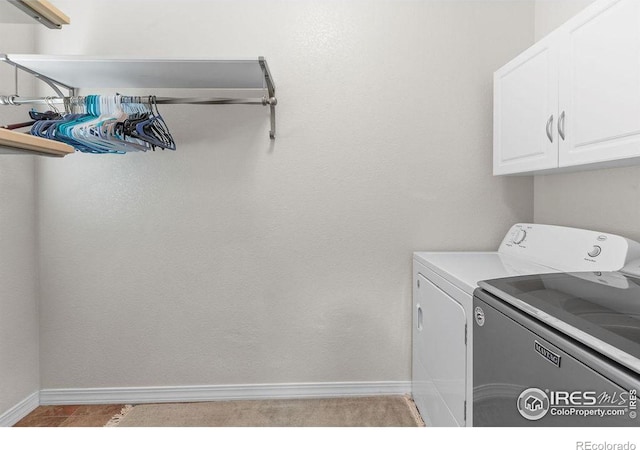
[0,54,76,99]
[259,56,277,139]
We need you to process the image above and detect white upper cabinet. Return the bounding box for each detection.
[494,34,559,175]
[558,0,640,167]
[493,0,640,175]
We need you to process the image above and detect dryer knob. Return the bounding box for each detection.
[588,245,602,258]
[513,229,527,245]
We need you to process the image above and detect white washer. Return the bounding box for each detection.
[412,223,640,427]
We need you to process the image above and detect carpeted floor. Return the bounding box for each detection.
[108,396,423,427]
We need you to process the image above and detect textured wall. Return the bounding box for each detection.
[0,25,39,414]
[35,0,535,389]
[534,0,595,38]
[532,0,640,242]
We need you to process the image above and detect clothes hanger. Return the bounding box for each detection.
[95,95,150,153]
[129,96,176,150]
[55,96,112,153]
[26,94,177,154]
[2,107,62,130]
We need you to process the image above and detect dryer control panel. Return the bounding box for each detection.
[498,223,640,272]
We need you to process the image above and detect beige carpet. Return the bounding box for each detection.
[108,396,423,427]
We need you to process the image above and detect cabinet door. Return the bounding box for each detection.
[558,0,640,167]
[494,35,559,175]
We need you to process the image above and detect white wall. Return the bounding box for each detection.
[35,0,535,389]
[532,0,640,242]
[0,25,39,414]
[534,0,595,38]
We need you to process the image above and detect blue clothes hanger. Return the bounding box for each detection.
[28,94,177,154]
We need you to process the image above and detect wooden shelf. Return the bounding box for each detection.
[0,1,70,29]
[24,1,70,26]
[0,128,74,157]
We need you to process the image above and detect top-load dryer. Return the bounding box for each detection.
[412,223,640,427]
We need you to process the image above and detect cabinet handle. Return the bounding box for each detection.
[546,114,554,143]
[417,304,423,331]
[558,111,566,141]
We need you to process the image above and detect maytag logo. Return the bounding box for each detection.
[534,340,561,367]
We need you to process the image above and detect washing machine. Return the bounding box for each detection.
[412,223,640,427]
[473,268,640,427]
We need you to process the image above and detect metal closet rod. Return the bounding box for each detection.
[0,94,278,106]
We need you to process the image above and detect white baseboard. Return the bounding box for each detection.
[0,391,40,427]
[40,381,411,405]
